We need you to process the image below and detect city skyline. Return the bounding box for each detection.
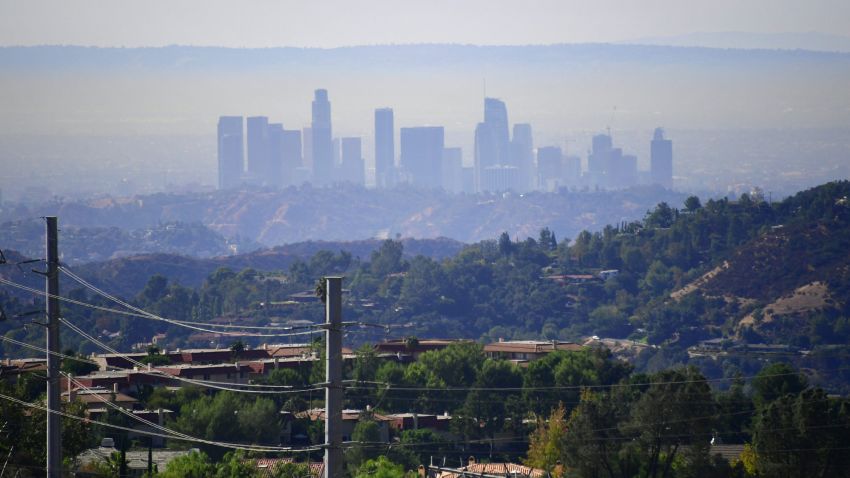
[216,90,673,193]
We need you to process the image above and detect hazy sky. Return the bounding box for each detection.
[1,0,849,47]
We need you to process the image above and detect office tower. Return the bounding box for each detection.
[217,116,244,190]
[484,98,510,162]
[474,98,511,192]
[340,137,365,186]
[281,128,302,187]
[400,126,444,189]
[537,146,563,192]
[511,123,534,192]
[246,116,271,185]
[302,126,313,171]
[266,123,285,187]
[311,89,333,185]
[650,128,673,189]
[587,133,613,189]
[481,165,520,193]
[607,149,638,189]
[461,167,475,194]
[563,155,582,188]
[375,108,395,188]
[442,147,463,193]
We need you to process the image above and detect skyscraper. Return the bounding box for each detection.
[217,116,243,190]
[537,146,563,192]
[511,123,534,192]
[266,123,285,187]
[280,128,302,187]
[340,137,365,186]
[650,128,673,189]
[587,133,613,189]
[474,98,512,192]
[374,108,395,188]
[400,126,444,189]
[311,89,333,186]
[484,98,510,162]
[246,116,271,185]
[442,147,463,193]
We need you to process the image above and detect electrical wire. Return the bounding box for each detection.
[0,275,319,338]
[60,317,323,395]
[0,335,100,365]
[60,265,327,332]
[0,391,321,454]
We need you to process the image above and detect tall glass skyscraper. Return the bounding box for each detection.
[311,89,333,186]
[400,126,444,189]
[217,116,243,190]
[650,128,673,189]
[374,108,395,188]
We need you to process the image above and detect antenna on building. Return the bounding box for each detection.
[607,105,617,137]
[483,78,487,98]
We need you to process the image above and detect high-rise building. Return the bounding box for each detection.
[510,123,534,192]
[340,137,365,186]
[246,116,271,185]
[400,126,444,189]
[266,123,285,188]
[474,98,512,192]
[537,146,563,192]
[280,128,302,187]
[311,89,333,185]
[481,165,520,193]
[609,152,638,189]
[375,108,395,188]
[302,126,313,171]
[650,128,673,189]
[442,147,463,193]
[484,98,510,163]
[563,155,582,188]
[217,116,244,190]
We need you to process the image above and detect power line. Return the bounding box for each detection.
[0,391,321,454]
[59,265,323,332]
[0,276,319,338]
[59,317,324,395]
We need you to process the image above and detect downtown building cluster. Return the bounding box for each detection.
[217,90,673,193]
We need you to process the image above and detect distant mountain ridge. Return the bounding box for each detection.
[626,31,850,53]
[0,186,689,252]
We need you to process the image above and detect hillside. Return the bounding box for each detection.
[70,237,464,296]
[0,185,687,249]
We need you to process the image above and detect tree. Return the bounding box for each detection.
[624,367,716,478]
[160,450,215,478]
[214,451,257,478]
[684,196,702,212]
[526,403,568,475]
[346,419,382,474]
[751,362,807,408]
[371,239,404,277]
[498,231,514,256]
[563,389,638,478]
[753,388,850,477]
[354,456,414,478]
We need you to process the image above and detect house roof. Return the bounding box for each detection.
[250,458,324,477]
[433,463,545,477]
[484,340,583,354]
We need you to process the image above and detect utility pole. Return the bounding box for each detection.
[323,276,343,478]
[45,216,62,478]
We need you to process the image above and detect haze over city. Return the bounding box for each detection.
[2,3,850,477]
